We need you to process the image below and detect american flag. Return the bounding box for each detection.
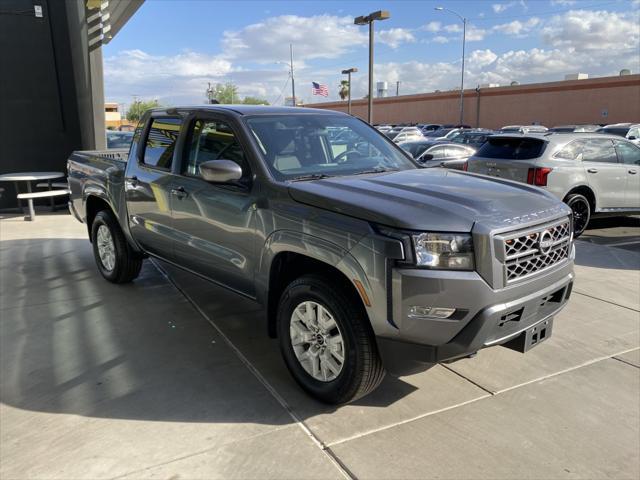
[312,82,329,97]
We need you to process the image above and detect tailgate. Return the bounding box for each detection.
[468,137,546,183]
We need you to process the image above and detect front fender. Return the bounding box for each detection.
[256,229,375,316]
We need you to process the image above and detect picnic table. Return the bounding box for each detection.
[0,172,67,220]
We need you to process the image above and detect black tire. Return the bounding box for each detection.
[91,209,143,283]
[565,193,591,237]
[277,274,385,404]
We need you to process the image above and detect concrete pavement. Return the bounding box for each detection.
[1,212,638,479]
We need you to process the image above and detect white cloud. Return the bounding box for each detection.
[423,21,442,33]
[432,35,451,44]
[444,23,462,33]
[542,9,640,51]
[466,25,488,41]
[221,15,367,63]
[378,28,416,48]
[467,49,499,69]
[492,2,516,13]
[493,17,540,36]
[550,0,576,6]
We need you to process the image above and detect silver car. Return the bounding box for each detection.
[467,133,640,235]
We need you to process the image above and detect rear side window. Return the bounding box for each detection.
[555,141,583,160]
[142,117,182,169]
[614,140,640,165]
[475,137,545,160]
[581,138,618,163]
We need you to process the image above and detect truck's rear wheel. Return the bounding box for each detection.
[91,209,142,283]
[277,274,385,404]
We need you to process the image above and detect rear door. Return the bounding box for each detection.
[613,140,640,209]
[580,138,626,209]
[467,136,545,182]
[170,115,258,297]
[124,115,182,259]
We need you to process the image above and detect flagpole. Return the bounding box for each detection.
[290,44,296,107]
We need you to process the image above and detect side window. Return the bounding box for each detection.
[581,139,618,164]
[184,120,249,177]
[426,146,446,159]
[555,140,583,160]
[614,140,640,165]
[143,117,182,169]
[445,145,469,158]
[628,128,640,139]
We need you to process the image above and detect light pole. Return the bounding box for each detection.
[354,10,390,124]
[277,44,297,107]
[435,6,466,125]
[289,44,296,107]
[341,67,358,115]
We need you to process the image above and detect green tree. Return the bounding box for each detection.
[208,82,239,104]
[126,99,160,122]
[242,96,270,105]
[338,80,349,101]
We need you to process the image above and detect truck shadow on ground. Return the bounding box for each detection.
[574,217,640,270]
[0,238,419,427]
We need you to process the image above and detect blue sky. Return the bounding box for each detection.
[103,0,640,107]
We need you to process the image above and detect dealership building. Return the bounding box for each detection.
[310,74,640,128]
[0,0,142,209]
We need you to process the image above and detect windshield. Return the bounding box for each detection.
[245,114,417,180]
[598,127,629,137]
[400,142,432,158]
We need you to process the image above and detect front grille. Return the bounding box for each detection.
[498,218,571,283]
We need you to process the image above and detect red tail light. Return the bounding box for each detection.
[462,161,468,171]
[526,167,553,186]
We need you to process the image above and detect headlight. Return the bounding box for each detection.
[412,233,475,270]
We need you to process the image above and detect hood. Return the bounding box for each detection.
[288,169,568,232]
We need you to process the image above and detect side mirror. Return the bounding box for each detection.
[420,153,434,162]
[199,160,243,183]
[628,136,637,140]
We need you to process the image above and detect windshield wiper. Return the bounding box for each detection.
[351,167,399,176]
[289,173,333,182]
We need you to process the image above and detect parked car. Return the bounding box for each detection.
[69,105,574,404]
[400,140,475,169]
[106,130,133,149]
[449,129,495,148]
[392,130,424,143]
[596,123,640,145]
[549,125,600,133]
[500,125,549,134]
[467,133,640,235]
[423,127,455,138]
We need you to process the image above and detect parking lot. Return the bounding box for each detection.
[1,212,638,479]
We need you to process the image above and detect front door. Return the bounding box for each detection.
[580,138,627,209]
[124,116,182,259]
[171,117,258,298]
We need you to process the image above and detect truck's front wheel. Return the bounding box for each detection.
[277,275,385,404]
[91,209,143,283]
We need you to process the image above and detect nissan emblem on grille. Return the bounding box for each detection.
[538,229,553,255]
[499,218,571,283]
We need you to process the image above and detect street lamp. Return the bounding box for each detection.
[354,10,390,124]
[435,6,466,125]
[341,67,358,115]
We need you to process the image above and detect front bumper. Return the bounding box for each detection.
[377,261,574,375]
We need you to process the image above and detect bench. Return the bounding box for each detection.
[16,190,69,220]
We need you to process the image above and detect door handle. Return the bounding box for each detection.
[629,169,637,175]
[126,176,139,187]
[171,186,188,198]
[587,168,598,174]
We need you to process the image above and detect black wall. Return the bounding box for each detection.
[0,0,88,209]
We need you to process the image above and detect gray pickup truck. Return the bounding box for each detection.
[68,106,575,404]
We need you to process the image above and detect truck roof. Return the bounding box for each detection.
[151,105,343,116]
